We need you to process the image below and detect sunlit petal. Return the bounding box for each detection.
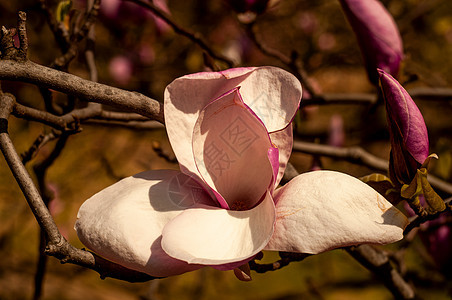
[161,190,275,266]
[75,170,214,277]
[265,170,409,253]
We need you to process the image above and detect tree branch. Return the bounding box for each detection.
[12,100,162,133]
[52,0,100,69]
[249,252,311,273]
[346,245,415,299]
[404,197,452,235]
[21,130,60,165]
[0,93,60,244]
[0,60,164,123]
[38,0,70,51]
[292,140,452,195]
[0,91,156,282]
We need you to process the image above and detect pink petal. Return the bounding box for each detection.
[265,171,409,254]
[192,88,276,209]
[269,123,293,188]
[164,66,302,180]
[75,170,215,277]
[161,190,275,266]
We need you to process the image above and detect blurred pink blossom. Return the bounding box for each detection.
[298,11,318,35]
[99,0,121,19]
[317,33,336,51]
[109,56,133,85]
[328,114,345,147]
[138,44,155,65]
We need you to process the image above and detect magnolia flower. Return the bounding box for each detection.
[339,0,404,84]
[75,67,408,278]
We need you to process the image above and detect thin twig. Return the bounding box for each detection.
[38,0,70,51]
[245,21,318,97]
[21,131,60,165]
[13,100,160,132]
[32,133,69,300]
[86,119,165,130]
[12,102,69,130]
[404,197,452,235]
[125,0,234,67]
[52,0,100,69]
[17,12,28,60]
[249,252,311,273]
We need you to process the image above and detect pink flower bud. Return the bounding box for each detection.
[378,69,429,185]
[339,0,404,84]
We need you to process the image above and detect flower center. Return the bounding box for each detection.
[229,199,248,211]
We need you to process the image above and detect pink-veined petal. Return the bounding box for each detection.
[192,88,276,209]
[161,190,275,266]
[75,170,215,277]
[269,123,293,188]
[265,170,409,254]
[164,66,301,179]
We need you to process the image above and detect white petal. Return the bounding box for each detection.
[75,170,215,277]
[161,190,276,266]
[265,170,409,253]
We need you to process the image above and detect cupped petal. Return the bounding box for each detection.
[265,170,409,254]
[161,190,276,266]
[378,69,429,165]
[192,88,276,209]
[75,170,215,277]
[164,66,301,179]
[339,0,403,84]
[269,123,293,188]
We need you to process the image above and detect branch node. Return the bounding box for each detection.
[0,26,17,59]
[17,11,28,60]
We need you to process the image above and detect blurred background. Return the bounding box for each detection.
[1,0,452,299]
